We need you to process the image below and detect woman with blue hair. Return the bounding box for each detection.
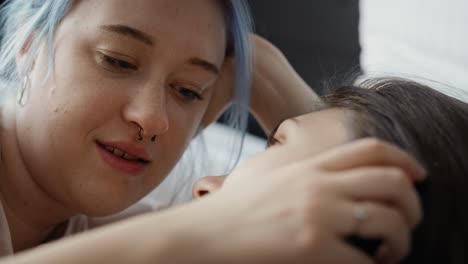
[0,0,423,263]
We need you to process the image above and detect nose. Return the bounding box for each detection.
[123,84,169,138]
[192,175,227,198]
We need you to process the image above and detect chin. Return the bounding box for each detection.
[79,200,138,217]
[68,188,144,217]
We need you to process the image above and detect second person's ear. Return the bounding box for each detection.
[192,175,227,199]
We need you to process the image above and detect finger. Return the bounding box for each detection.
[313,138,426,181]
[299,193,410,262]
[303,195,357,235]
[329,166,423,227]
[317,235,375,264]
[347,202,411,263]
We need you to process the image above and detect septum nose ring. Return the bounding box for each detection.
[137,127,144,141]
[137,127,157,142]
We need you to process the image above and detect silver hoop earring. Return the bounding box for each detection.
[17,75,30,106]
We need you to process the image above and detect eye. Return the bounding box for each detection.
[267,134,280,147]
[97,51,138,71]
[266,119,285,148]
[104,56,137,70]
[173,85,204,102]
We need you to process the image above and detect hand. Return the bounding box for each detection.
[196,138,425,264]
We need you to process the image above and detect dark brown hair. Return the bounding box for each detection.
[322,78,468,264]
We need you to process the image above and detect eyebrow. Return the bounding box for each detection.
[188,58,220,75]
[100,24,154,46]
[99,25,219,76]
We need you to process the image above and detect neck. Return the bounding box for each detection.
[0,99,73,252]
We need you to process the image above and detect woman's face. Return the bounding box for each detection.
[15,0,227,215]
[193,108,353,197]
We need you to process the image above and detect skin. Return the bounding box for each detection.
[193,109,425,263]
[0,2,425,262]
[0,0,227,252]
[0,137,425,264]
[205,35,320,133]
[193,108,353,195]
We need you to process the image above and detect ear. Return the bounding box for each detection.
[15,33,35,76]
[201,56,236,128]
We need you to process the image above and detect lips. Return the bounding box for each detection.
[96,141,150,175]
[101,144,147,162]
[98,141,150,161]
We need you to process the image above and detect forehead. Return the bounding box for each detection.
[65,0,227,63]
[277,108,352,158]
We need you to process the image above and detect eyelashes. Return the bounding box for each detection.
[102,55,138,71]
[97,51,138,71]
[96,50,204,102]
[266,134,279,147]
[172,85,204,102]
[266,119,286,147]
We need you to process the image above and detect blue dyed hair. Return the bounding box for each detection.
[218,0,254,168]
[0,0,253,169]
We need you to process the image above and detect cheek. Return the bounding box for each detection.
[170,87,212,136]
[18,41,126,155]
[164,101,207,150]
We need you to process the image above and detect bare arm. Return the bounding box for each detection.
[249,35,319,134]
[202,34,319,135]
[0,204,208,264]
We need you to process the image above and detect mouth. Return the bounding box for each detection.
[96,141,150,175]
[99,143,149,163]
